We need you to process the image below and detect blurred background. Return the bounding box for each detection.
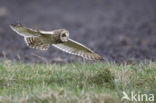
[0,0,156,63]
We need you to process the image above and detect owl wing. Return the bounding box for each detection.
[24,37,50,50]
[10,24,41,37]
[10,24,50,50]
[53,39,103,60]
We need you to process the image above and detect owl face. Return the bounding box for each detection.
[60,29,69,42]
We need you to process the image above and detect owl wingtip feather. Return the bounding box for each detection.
[10,24,22,28]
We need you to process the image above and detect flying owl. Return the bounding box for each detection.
[10,24,103,60]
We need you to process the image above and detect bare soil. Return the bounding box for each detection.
[0,0,156,63]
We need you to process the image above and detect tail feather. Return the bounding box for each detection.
[24,37,50,50]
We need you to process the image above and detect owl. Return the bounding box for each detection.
[10,24,103,60]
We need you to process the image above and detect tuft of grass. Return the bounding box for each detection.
[87,67,115,89]
[0,60,155,103]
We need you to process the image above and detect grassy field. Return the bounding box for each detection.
[0,60,155,103]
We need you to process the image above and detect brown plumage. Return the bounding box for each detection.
[10,24,103,60]
[25,37,50,50]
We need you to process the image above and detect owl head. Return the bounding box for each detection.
[60,29,69,42]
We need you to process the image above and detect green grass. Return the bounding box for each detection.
[0,60,155,103]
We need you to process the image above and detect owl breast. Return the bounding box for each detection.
[42,34,63,44]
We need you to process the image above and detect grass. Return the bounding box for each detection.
[0,60,155,103]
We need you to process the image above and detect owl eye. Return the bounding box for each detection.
[62,33,66,37]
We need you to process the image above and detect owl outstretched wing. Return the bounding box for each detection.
[10,24,41,37]
[10,24,50,50]
[53,39,103,60]
[24,37,50,50]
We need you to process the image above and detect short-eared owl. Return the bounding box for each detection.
[10,24,103,60]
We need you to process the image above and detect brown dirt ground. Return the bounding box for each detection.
[0,0,156,63]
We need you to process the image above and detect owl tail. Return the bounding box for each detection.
[24,37,50,50]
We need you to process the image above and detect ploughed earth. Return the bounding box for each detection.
[0,0,156,63]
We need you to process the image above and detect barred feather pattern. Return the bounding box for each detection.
[24,37,50,50]
[53,45,103,60]
[53,39,103,60]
